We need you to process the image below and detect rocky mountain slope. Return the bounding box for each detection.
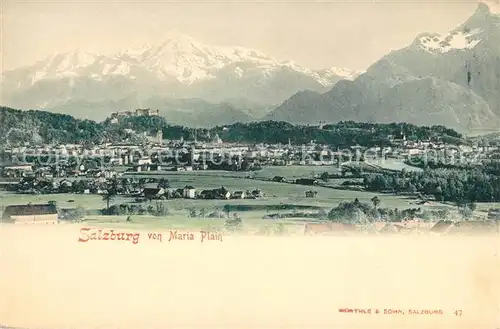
[267,3,500,133]
[1,32,360,123]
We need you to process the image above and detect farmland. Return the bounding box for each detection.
[0,169,445,212]
[366,159,423,172]
[0,165,461,232]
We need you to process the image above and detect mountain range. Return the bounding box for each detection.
[1,32,360,124]
[267,3,500,133]
[2,3,500,132]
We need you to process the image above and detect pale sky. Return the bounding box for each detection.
[0,0,493,73]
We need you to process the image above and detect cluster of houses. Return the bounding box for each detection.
[272,176,321,185]
[7,176,125,195]
[488,208,500,220]
[304,219,500,236]
[0,161,120,180]
[2,131,499,182]
[380,134,500,162]
[1,203,60,224]
[2,109,500,180]
[142,184,264,201]
[0,172,267,203]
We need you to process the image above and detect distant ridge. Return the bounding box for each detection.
[1,31,360,123]
[0,106,465,147]
[266,3,500,133]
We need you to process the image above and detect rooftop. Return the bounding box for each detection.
[2,204,58,218]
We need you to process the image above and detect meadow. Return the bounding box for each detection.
[252,164,342,179]
[0,166,464,232]
[368,159,424,172]
[1,168,449,214]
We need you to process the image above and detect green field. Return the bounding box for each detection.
[365,159,423,172]
[122,165,341,180]
[0,167,462,230]
[72,214,309,236]
[253,165,341,179]
[4,165,496,230]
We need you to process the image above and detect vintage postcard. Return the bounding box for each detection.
[1,0,500,328]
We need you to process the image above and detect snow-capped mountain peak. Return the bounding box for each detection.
[414,2,499,54]
[7,31,357,88]
[2,30,361,110]
[118,45,154,62]
[46,49,98,69]
[318,67,363,80]
[416,28,483,54]
[26,49,100,85]
[266,1,500,133]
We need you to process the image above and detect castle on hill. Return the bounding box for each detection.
[111,108,159,119]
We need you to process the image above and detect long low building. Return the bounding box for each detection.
[1,203,59,224]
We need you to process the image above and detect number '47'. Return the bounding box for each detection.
[454,310,463,316]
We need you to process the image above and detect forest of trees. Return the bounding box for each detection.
[363,168,500,203]
[405,155,500,175]
[1,106,465,148]
[211,121,464,147]
[0,107,108,145]
[327,198,451,223]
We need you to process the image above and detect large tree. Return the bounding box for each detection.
[371,196,381,210]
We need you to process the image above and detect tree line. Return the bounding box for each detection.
[362,168,500,203]
[405,155,500,175]
[327,198,453,223]
[1,106,464,148]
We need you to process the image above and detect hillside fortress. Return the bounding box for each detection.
[111,108,160,118]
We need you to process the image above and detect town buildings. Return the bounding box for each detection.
[110,108,160,119]
[2,203,58,224]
